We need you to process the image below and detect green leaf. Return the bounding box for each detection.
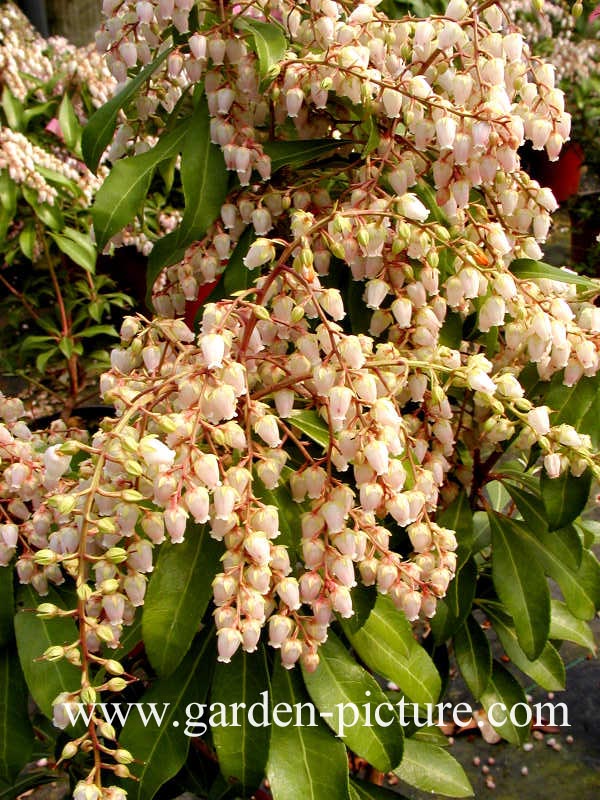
[76,324,119,339]
[303,632,403,772]
[14,585,80,719]
[58,94,82,153]
[549,599,597,652]
[454,615,492,699]
[143,523,222,677]
[120,631,215,800]
[437,490,473,557]
[263,139,353,174]
[21,186,64,231]
[488,512,550,660]
[350,778,407,800]
[37,165,81,196]
[18,222,36,261]
[485,605,565,691]
[541,468,592,531]
[288,410,330,449]
[223,226,256,296]
[543,372,600,448]
[0,569,13,647]
[341,594,441,706]
[211,648,270,788]
[92,119,191,251]
[430,558,476,644]
[2,86,23,131]
[50,230,97,274]
[0,171,17,215]
[81,48,172,172]
[393,739,473,798]
[479,661,530,745]
[411,724,451,747]
[235,18,287,88]
[146,98,229,295]
[505,485,582,571]
[35,347,59,373]
[509,258,596,290]
[0,647,33,785]
[266,659,350,800]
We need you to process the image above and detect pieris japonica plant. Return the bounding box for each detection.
[1,0,600,798]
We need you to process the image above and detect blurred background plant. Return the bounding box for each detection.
[0,2,185,411]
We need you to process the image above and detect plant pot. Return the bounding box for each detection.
[569,191,600,273]
[184,278,221,328]
[522,142,584,204]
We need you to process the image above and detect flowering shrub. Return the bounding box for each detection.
[1,1,600,799]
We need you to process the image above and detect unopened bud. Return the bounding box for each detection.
[100,579,120,595]
[105,547,128,564]
[115,748,134,765]
[77,583,92,602]
[124,460,144,477]
[61,741,79,760]
[36,603,59,618]
[33,549,58,565]
[44,646,64,662]
[97,518,117,535]
[114,765,131,779]
[121,489,144,503]
[98,722,116,740]
[254,305,270,321]
[48,495,76,515]
[59,440,81,456]
[96,624,116,643]
[80,686,97,705]
[106,677,128,692]
[105,659,125,675]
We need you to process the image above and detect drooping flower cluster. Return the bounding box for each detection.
[3,0,600,794]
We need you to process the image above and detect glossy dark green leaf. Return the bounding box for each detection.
[454,615,492,699]
[430,557,477,644]
[235,18,287,87]
[146,98,229,295]
[266,659,350,800]
[541,468,592,531]
[263,139,353,174]
[50,229,97,274]
[18,222,36,261]
[58,94,82,153]
[211,648,270,788]
[341,595,441,706]
[303,632,403,772]
[509,258,596,289]
[143,523,222,677]
[0,647,33,784]
[0,171,17,216]
[488,512,550,660]
[549,599,597,652]
[437,490,473,557]
[0,569,13,647]
[544,372,600,448]
[393,738,473,797]
[223,226,255,296]
[350,778,407,800]
[82,48,172,172]
[14,585,80,719]
[485,605,565,691]
[288,410,330,449]
[2,86,23,131]
[120,631,215,800]
[505,484,582,571]
[92,118,191,251]
[21,186,64,231]
[479,661,530,745]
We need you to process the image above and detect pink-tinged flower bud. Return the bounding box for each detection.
[251,207,273,236]
[198,333,225,370]
[332,555,356,587]
[214,607,236,629]
[286,87,304,118]
[302,538,326,568]
[329,386,353,429]
[359,483,384,512]
[135,1,154,23]
[241,619,262,653]
[164,506,188,543]
[212,485,237,520]
[331,585,353,618]
[435,117,457,151]
[43,444,71,479]
[397,193,429,222]
[184,487,210,524]
[319,288,345,320]
[430,568,451,595]
[142,345,161,373]
[127,541,154,573]
[272,389,294,419]
[402,590,422,621]
[446,0,468,19]
[281,639,303,669]
[543,453,562,479]
[408,522,432,553]
[364,440,389,476]
[313,596,333,625]
[141,512,165,544]
[212,573,237,605]
[312,365,337,396]
[527,406,550,436]
[124,574,146,607]
[244,238,276,269]
[139,436,176,468]
[217,627,242,663]
[119,41,138,68]
[377,561,398,593]
[467,370,496,395]
[321,500,346,534]
[382,87,402,118]
[277,577,301,610]
[387,493,411,526]
[73,781,101,800]
[0,524,18,549]
[244,532,271,566]
[269,614,294,647]
[189,32,207,60]
[246,564,272,594]
[300,572,322,602]
[302,466,324,499]
[530,118,552,151]
[103,594,125,625]
[208,37,226,64]
[195,453,221,489]
[479,296,506,332]
[364,279,389,310]
[254,415,281,447]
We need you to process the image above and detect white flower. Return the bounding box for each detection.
[527,406,551,436]
[243,238,275,269]
[139,436,176,468]
[397,193,429,222]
